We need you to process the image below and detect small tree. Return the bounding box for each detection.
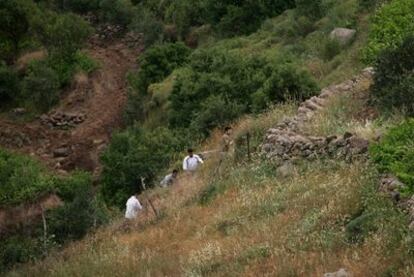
[371,35,414,115]
[0,0,31,63]
[22,61,60,112]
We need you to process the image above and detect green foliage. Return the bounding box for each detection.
[135,42,191,94]
[370,119,414,193]
[129,6,164,47]
[295,0,325,20]
[55,0,100,13]
[358,0,386,10]
[190,94,244,136]
[205,0,296,36]
[0,62,20,102]
[99,0,136,26]
[0,0,32,62]
[371,36,414,115]
[363,0,414,63]
[39,13,93,62]
[0,148,56,206]
[74,51,100,74]
[0,236,40,272]
[100,127,189,208]
[169,48,318,133]
[48,172,108,242]
[22,61,60,112]
[322,38,341,61]
[252,64,319,112]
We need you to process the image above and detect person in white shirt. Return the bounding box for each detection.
[160,169,178,187]
[183,148,204,173]
[125,194,143,220]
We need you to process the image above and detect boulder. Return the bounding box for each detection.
[330,28,356,45]
[53,147,72,158]
[324,268,352,277]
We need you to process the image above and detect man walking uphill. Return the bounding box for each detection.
[125,193,143,220]
[183,148,203,174]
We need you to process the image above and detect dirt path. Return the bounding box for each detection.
[0,40,141,176]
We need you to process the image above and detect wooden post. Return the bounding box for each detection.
[41,208,47,253]
[246,132,251,161]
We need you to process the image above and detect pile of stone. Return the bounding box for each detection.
[40,111,86,128]
[263,129,369,165]
[95,24,124,41]
[0,128,31,148]
[261,68,374,165]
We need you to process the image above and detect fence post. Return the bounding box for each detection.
[246,132,251,161]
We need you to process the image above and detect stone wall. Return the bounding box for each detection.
[261,67,374,165]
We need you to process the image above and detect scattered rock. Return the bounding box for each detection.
[330,28,356,46]
[12,108,27,116]
[41,111,87,128]
[277,162,294,178]
[324,268,352,277]
[53,147,72,158]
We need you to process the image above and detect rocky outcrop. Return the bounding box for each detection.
[262,68,374,166]
[330,28,356,46]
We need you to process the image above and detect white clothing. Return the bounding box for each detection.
[183,154,204,172]
[125,196,143,219]
[160,173,175,187]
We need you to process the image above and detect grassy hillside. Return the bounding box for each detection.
[8,92,414,276]
[4,0,414,275]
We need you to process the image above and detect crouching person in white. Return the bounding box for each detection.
[125,193,143,220]
[183,148,204,174]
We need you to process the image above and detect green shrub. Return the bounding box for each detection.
[0,0,32,62]
[190,94,244,136]
[370,119,414,193]
[135,42,191,94]
[359,0,386,10]
[295,0,326,20]
[100,127,189,208]
[252,63,319,112]
[0,236,40,271]
[0,62,20,102]
[322,38,341,61]
[22,61,60,112]
[74,51,100,74]
[169,48,318,132]
[49,172,107,242]
[0,148,57,206]
[371,36,414,115]
[363,0,414,63]
[99,0,136,26]
[55,0,100,13]
[129,6,164,47]
[39,13,92,62]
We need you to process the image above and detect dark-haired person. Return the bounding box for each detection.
[183,148,203,173]
[160,169,178,187]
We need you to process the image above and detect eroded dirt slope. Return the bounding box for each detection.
[0,39,141,176]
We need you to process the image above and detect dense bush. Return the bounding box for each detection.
[252,64,319,112]
[370,120,414,193]
[48,172,108,242]
[363,0,414,63]
[22,61,60,112]
[295,0,325,20]
[0,148,56,206]
[99,0,136,26]
[169,48,318,132]
[0,62,20,102]
[0,236,40,271]
[128,6,164,47]
[371,36,414,115]
[0,149,107,271]
[134,42,191,94]
[100,127,189,208]
[55,0,100,13]
[0,0,33,63]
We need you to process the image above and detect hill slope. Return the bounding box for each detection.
[8,71,414,277]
